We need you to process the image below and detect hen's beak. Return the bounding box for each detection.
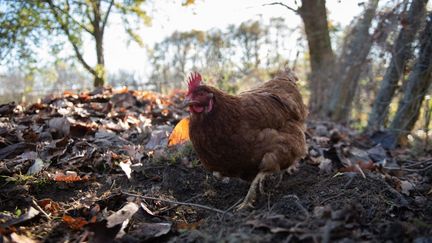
[182,96,197,108]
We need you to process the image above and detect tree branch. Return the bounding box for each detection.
[263,2,299,14]
[46,0,96,76]
[101,0,115,33]
[47,0,94,35]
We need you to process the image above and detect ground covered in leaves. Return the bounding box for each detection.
[1,88,432,242]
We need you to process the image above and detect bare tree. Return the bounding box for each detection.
[327,0,380,123]
[298,0,336,118]
[390,11,432,141]
[367,0,428,131]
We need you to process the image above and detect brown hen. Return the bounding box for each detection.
[184,69,307,209]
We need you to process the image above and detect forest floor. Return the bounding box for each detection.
[1,88,432,243]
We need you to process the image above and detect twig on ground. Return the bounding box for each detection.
[223,198,243,216]
[403,159,432,168]
[385,163,432,172]
[32,198,51,220]
[122,191,232,216]
[403,165,432,172]
[355,164,366,179]
[155,194,203,214]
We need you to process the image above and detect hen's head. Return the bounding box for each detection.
[184,72,214,114]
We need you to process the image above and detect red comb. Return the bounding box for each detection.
[187,72,202,93]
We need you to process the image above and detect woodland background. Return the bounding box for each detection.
[1,0,432,154]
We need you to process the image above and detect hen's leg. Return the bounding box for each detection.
[236,152,280,210]
[285,161,299,175]
[236,172,268,210]
[276,161,299,188]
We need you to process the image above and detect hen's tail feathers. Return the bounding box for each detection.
[275,68,298,83]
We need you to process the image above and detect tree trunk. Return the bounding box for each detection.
[327,0,379,123]
[299,0,335,119]
[94,31,105,87]
[93,1,106,87]
[367,0,428,131]
[389,11,432,142]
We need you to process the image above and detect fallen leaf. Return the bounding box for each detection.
[38,199,61,216]
[62,215,89,230]
[48,117,71,137]
[53,171,88,182]
[106,202,139,238]
[168,118,190,146]
[9,232,37,243]
[106,202,139,228]
[63,90,77,97]
[400,180,414,196]
[85,221,122,243]
[367,144,388,163]
[119,160,132,179]
[182,0,195,6]
[146,126,172,150]
[140,202,155,216]
[0,102,16,116]
[127,222,172,240]
[0,207,39,228]
[27,158,46,175]
[318,158,333,173]
[111,92,137,108]
[0,142,36,160]
[339,160,376,174]
[176,220,204,230]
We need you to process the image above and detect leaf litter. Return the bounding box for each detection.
[0,88,431,242]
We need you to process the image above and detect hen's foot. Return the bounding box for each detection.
[286,162,299,175]
[235,200,254,211]
[276,163,299,188]
[235,172,268,211]
[212,171,230,183]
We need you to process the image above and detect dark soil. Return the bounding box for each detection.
[2,160,432,242]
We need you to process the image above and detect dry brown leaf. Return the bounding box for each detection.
[62,215,89,230]
[339,160,376,173]
[115,86,129,94]
[38,199,61,216]
[176,219,204,230]
[53,172,88,182]
[168,118,190,146]
[79,93,91,101]
[182,0,195,6]
[63,90,77,97]
[48,117,71,137]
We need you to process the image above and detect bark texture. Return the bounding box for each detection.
[327,0,379,123]
[367,0,428,131]
[299,0,335,118]
[390,12,432,140]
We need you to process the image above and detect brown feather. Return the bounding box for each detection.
[189,69,307,181]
